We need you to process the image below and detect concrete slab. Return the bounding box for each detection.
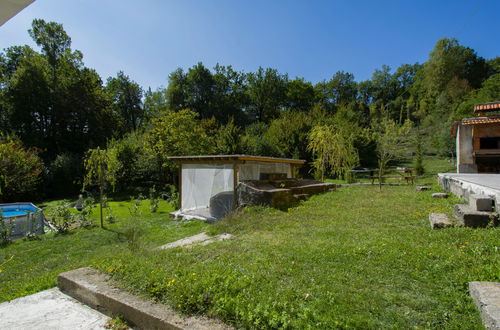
[469,281,500,330]
[0,288,110,330]
[438,173,500,207]
[429,213,453,229]
[158,232,233,250]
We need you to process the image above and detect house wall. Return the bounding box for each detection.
[456,125,476,173]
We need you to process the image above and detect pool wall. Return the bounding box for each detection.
[0,203,45,238]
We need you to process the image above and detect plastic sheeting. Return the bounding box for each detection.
[181,164,234,211]
[239,161,291,180]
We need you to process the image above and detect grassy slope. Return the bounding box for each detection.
[95,183,497,328]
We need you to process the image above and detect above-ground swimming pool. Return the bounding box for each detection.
[0,203,45,238]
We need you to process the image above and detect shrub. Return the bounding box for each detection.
[46,152,83,197]
[0,135,44,202]
[46,202,75,234]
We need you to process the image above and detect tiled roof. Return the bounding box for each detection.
[474,101,500,112]
[462,117,500,125]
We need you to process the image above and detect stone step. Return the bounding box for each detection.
[453,204,497,228]
[432,193,449,199]
[469,281,500,330]
[469,194,494,212]
[58,267,230,330]
[429,213,453,229]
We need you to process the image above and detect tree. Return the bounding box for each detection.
[106,71,144,133]
[372,119,413,189]
[307,124,359,181]
[83,147,120,228]
[145,109,215,166]
[423,38,488,95]
[246,67,288,122]
[0,135,44,202]
[286,78,316,112]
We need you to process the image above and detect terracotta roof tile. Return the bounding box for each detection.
[474,101,500,112]
[462,117,500,125]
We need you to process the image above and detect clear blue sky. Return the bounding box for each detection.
[1,0,498,90]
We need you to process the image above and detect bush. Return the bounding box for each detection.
[0,135,44,202]
[46,152,83,197]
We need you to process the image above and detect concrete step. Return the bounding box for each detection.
[469,194,494,212]
[429,213,454,229]
[453,204,498,228]
[469,282,500,330]
[58,267,230,330]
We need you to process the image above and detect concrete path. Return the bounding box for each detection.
[158,232,233,250]
[0,288,110,330]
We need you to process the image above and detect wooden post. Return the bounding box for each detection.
[233,163,238,209]
[178,165,182,210]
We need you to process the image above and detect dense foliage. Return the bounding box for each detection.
[0,19,498,200]
[0,135,44,202]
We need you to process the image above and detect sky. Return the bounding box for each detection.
[1,0,499,90]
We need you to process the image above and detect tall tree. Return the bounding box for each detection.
[106,71,144,133]
[246,67,288,122]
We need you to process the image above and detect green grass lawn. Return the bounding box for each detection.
[98,185,496,328]
[1,158,498,328]
[0,199,209,302]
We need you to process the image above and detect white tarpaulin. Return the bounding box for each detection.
[239,161,291,180]
[181,164,234,211]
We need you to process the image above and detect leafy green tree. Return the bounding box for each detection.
[83,147,120,228]
[0,135,44,202]
[246,67,288,122]
[106,71,144,133]
[372,119,413,189]
[215,118,242,154]
[145,109,215,167]
[286,78,316,111]
[315,71,358,111]
[307,124,359,181]
[423,38,488,95]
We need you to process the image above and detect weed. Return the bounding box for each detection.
[149,186,160,213]
[104,315,131,330]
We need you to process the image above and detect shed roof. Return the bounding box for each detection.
[168,154,305,165]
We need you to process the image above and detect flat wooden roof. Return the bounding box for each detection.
[168,154,305,165]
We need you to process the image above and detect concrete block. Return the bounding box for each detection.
[429,213,453,229]
[453,204,497,228]
[469,194,494,212]
[432,193,449,199]
[58,267,230,330]
[469,281,500,330]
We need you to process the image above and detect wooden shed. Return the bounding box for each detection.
[168,155,305,220]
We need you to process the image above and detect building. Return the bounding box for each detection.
[168,155,306,220]
[452,101,500,173]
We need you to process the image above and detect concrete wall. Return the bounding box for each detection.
[456,125,477,173]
